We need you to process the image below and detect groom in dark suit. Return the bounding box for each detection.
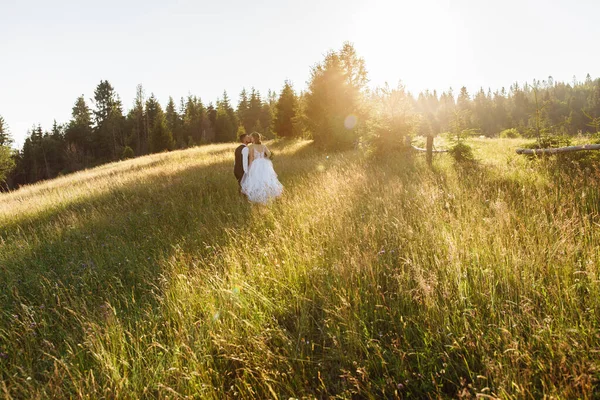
[234,133,251,191]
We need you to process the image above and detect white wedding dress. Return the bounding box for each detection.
[241,147,283,204]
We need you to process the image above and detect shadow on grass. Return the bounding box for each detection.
[0,141,322,385]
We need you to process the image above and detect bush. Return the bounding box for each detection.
[448,142,476,164]
[363,118,414,156]
[499,128,521,138]
[523,135,571,149]
[122,146,135,160]
[363,85,419,156]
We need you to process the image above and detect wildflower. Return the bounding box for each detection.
[0,352,8,359]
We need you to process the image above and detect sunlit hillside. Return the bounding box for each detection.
[1,139,599,398]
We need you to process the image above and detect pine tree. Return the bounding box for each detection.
[214,92,237,142]
[0,115,12,147]
[182,96,207,145]
[259,101,273,137]
[237,88,249,133]
[130,84,146,155]
[92,80,123,160]
[274,80,298,138]
[473,88,494,136]
[305,42,368,149]
[46,120,66,175]
[145,94,161,129]
[366,83,419,154]
[65,96,94,167]
[150,110,175,153]
[437,89,455,132]
[457,87,470,112]
[0,145,14,187]
[205,102,217,144]
[0,115,15,186]
[492,89,510,132]
[246,88,262,133]
[165,97,182,148]
[510,83,530,130]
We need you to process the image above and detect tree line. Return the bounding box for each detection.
[1,42,599,189]
[413,74,600,139]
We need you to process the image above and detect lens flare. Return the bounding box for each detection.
[344,115,357,130]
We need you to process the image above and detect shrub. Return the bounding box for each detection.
[122,146,135,160]
[363,84,419,156]
[499,128,521,138]
[523,135,571,149]
[448,141,476,164]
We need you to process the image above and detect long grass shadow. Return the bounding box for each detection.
[0,142,321,386]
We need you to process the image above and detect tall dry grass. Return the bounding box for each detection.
[1,138,599,398]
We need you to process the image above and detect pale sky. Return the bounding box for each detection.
[1,0,599,148]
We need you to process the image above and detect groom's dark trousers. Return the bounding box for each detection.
[234,144,246,187]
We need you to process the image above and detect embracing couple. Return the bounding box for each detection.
[234,132,283,204]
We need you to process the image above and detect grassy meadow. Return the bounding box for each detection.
[1,138,599,398]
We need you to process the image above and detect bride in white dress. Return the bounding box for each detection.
[241,132,283,204]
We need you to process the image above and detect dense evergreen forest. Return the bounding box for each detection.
[1,43,599,190]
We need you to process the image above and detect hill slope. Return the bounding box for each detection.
[1,139,599,398]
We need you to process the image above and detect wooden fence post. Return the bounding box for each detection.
[426,135,433,166]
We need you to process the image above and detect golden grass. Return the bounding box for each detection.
[1,138,599,398]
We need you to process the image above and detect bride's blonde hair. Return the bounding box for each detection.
[251,132,262,144]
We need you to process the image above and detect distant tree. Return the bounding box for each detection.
[510,83,530,130]
[0,116,15,187]
[145,94,161,130]
[122,146,134,159]
[0,146,15,188]
[274,80,298,138]
[305,42,368,149]
[92,80,123,160]
[365,83,419,154]
[530,82,551,141]
[492,88,510,132]
[129,84,147,155]
[150,110,175,153]
[65,96,94,167]
[165,96,182,147]
[237,88,250,133]
[206,102,217,143]
[19,126,44,182]
[473,88,495,136]
[247,88,262,133]
[567,89,587,133]
[182,96,207,145]
[259,100,273,137]
[0,115,12,147]
[437,89,455,133]
[214,92,237,142]
[44,120,67,176]
[456,86,472,128]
